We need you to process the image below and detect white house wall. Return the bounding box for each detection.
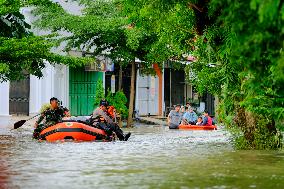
[29,63,69,116]
[20,7,70,116]
[0,81,10,116]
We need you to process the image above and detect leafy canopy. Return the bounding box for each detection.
[0,0,88,81]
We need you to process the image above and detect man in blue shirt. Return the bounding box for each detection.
[182,108,198,125]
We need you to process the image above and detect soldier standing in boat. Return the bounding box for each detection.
[91,99,131,141]
[33,97,66,139]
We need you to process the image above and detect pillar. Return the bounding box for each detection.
[0,81,11,126]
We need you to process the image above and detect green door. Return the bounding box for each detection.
[69,67,103,116]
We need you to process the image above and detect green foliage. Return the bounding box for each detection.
[28,0,158,69]
[0,0,89,81]
[189,0,284,149]
[228,119,283,150]
[93,79,128,118]
[39,103,51,113]
[30,0,284,148]
[93,79,105,108]
[121,0,284,149]
[106,90,128,119]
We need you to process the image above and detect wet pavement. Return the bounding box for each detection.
[0,118,284,189]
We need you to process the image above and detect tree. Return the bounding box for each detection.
[106,90,128,119]
[115,0,284,149]
[29,0,284,148]
[29,0,159,127]
[93,79,105,108]
[0,0,88,81]
[185,0,284,149]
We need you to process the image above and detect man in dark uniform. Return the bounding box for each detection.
[92,99,131,141]
[33,97,65,139]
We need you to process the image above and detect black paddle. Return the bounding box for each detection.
[14,114,40,129]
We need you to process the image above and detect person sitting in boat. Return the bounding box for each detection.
[196,117,203,126]
[180,106,186,116]
[202,110,213,126]
[185,102,191,110]
[33,97,66,139]
[91,99,131,141]
[182,108,198,125]
[167,104,183,129]
[63,107,71,118]
[62,108,90,123]
[106,105,116,121]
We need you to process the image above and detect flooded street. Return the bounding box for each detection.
[1,122,284,189]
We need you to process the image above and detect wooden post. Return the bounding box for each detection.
[117,113,123,128]
[118,64,123,90]
[127,61,136,127]
[153,63,163,116]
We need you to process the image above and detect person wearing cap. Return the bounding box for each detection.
[91,99,131,141]
[33,97,66,139]
[202,110,213,126]
[167,104,183,129]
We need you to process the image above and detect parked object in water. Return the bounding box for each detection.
[38,121,111,142]
[178,124,217,130]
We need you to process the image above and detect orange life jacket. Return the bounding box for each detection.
[107,106,115,118]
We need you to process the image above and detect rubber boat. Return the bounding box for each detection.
[39,121,110,142]
[178,124,217,130]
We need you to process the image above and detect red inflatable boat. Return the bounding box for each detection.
[39,121,110,142]
[178,124,217,130]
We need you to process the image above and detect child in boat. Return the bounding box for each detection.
[202,110,213,126]
[196,117,203,126]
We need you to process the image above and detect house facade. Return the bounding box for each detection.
[0,4,218,122]
[135,61,218,117]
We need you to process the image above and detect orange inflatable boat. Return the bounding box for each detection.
[39,121,110,142]
[178,124,217,130]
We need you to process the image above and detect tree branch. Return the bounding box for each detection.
[188,3,204,12]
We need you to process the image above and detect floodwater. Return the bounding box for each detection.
[1,121,284,189]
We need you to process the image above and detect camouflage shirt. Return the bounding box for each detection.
[36,107,65,128]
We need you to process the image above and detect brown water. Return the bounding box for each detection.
[1,122,284,189]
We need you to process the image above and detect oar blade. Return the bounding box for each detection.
[14,120,26,129]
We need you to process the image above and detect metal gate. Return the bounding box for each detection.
[9,77,30,115]
[137,75,150,115]
[69,67,103,116]
[205,93,215,116]
[136,74,159,116]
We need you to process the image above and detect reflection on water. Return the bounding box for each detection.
[0,124,284,189]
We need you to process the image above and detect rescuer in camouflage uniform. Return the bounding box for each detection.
[33,97,66,139]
